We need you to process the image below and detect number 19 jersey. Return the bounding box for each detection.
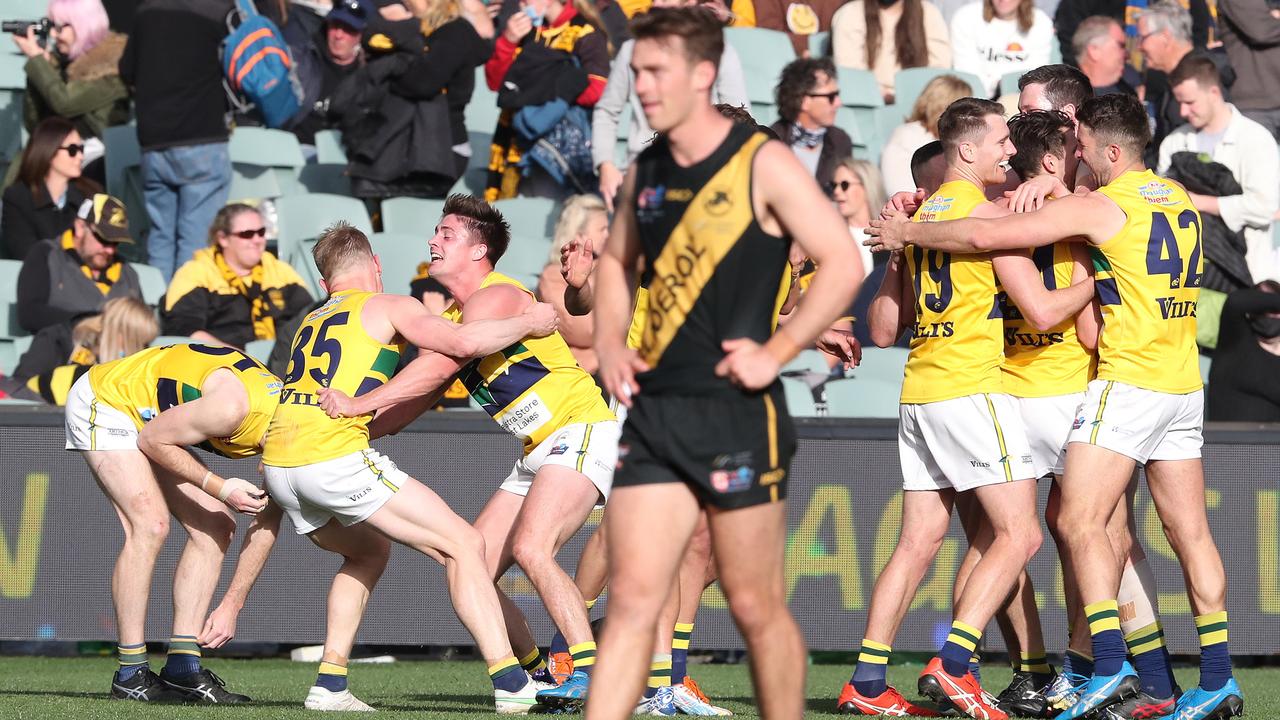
[1093,170,1202,394]
[263,290,403,467]
[901,180,1003,404]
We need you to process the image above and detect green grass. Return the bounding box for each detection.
[0,656,1275,719]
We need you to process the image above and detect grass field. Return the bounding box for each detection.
[0,657,1275,719]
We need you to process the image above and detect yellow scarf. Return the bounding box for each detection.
[213,249,274,340]
[61,230,122,296]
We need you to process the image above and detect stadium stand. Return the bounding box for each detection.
[381,197,447,236]
[228,127,308,202]
[892,67,984,118]
[367,232,430,297]
[132,263,168,307]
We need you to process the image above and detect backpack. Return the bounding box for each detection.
[221,0,303,128]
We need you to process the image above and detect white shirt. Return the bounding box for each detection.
[949,2,1055,98]
[1158,104,1280,282]
[879,120,935,197]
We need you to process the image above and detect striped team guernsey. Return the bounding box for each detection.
[1000,243,1095,397]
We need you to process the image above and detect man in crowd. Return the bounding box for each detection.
[1072,16,1138,97]
[1216,0,1280,141]
[284,0,369,152]
[770,57,853,192]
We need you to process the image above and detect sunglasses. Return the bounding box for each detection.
[807,91,840,103]
[60,143,84,157]
[229,227,267,239]
[826,179,861,194]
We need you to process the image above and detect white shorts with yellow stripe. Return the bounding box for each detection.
[499,420,621,504]
[1067,379,1203,463]
[64,373,138,451]
[898,392,1036,492]
[264,449,409,535]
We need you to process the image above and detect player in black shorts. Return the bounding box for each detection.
[585,8,864,720]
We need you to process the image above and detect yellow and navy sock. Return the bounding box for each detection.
[671,622,694,683]
[117,642,148,680]
[1195,611,1232,691]
[316,660,348,692]
[1085,600,1127,676]
[489,656,529,692]
[1126,621,1174,698]
[549,631,569,657]
[939,621,981,677]
[569,642,597,677]
[519,647,547,675]
[1018,651,1052,676]
[644,653,672,699]
[970,652,983,683]
[164,635,201,677]
[850,638,891,698]
[1063,648,1094,677]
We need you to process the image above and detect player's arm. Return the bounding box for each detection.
[319,350,464,420]
[381,294,557,359]
[1069,243,1101,351]
[135,372,266,514]
[867,251,915,348]
[199,500,282,648]
[992,252,1095,331]
[594,165,649,406]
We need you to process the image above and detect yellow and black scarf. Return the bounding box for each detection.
[61,230,122,296]
[213,249,274,340]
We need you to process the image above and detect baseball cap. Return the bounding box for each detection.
[77,194,133,244]
[328,0,373,31]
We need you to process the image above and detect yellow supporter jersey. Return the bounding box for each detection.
[444,272,614,454]
[89,343,281,458]
[1092,170,1203,393]
[626,287,648,350]
[262,290,403,467]
[1000,243,1095,397]
[900,180,1003,404]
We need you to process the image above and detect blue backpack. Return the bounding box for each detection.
[221,0,303,128]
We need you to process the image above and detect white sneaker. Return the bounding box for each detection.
[495,678,552,715]
[304,685,375,711]
[671,683,732,716]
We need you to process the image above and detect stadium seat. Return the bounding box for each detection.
[297,129,352,195]
[852,346,908,385]
[837,69,886,160]
[274,193,372,268]
[822,375,900,418]
[102,124,141,199]
[229,127,308,200]
[382,197,446,236]
[725,28,795,107]
[782,376,818,417]
[893,68,984,115]
[313,129,347,164]
[783,348,831,375]
[808,31,831,58]
[245,339,274,364]
[496,197,558,244]
[0,259,25,339]
[149,335,195,347]
[496,237,551,292]
[1199,354,1212,386]
[368,232,429,296]
[999,70,1024,98]
[133,264,168,306]
[465,66,501,136]
[0,51,26,165]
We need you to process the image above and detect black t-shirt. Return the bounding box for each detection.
[1206,289,1280,422]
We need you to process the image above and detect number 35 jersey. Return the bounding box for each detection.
[901,179,1004,404]
[263,290,403,467]
[1092,170,1202,394]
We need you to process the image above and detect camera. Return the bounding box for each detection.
[2,18,52,42]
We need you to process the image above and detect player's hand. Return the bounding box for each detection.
[561,237,595,289]
[597,344,648,408]
[599,162,624,212]
[198,601,240,648]
[503,11,533,44]
[318,387,359,418]
[816,329,861,369]
[882,189,926,220]
[715,338,781,391]
[1007,174,1068,213]
[523,302,559,338]
[221,478,267,515]
[866,211,910,252]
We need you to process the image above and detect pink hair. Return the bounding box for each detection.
[47,0,110,60]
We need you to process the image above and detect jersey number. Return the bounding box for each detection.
[1145,211,1203,290]
[188,343,261,372]
[284,312,350,386]
[911,247,953,314]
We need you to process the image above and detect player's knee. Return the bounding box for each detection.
[128,512,170,548]
[1015,523,1044,562]
[894,526,947,565]
[1159,513,1210,552]
[200,512,237,551]
[723,584,785,634]
[511,532,553,574]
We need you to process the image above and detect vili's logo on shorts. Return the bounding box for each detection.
[348,486,372,502]
[969,459,990,468]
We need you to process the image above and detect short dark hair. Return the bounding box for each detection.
[1007,110,1073,179]
[1018,64,1094,111]
[1076,92,1151,157]
[910,140,945,187]
[442,194,512,265]
[1169,54,1222,91]
[715,103,757,125]
[313,221,373,281]
[18,116,78,195]
[775,57,837,123]
[630,7,724,70]
[937,97,1004,153]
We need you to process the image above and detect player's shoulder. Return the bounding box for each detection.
[465,282,531,319]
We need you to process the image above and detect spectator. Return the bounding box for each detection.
[831,0,952,103]
[592,0,749,209]
[161,203,314,348]
[753,0,845,54]
[1206,280,1280,421]
[830,156,883,282]
[484,0,611,200]
[1052,0,1214,66]
[537,194,608,374]
[1216,0,1280,141]
[119,0,234,282]
[1158,55,1278,283]
[2,117,89,261]
[878,73,969,195]
[9,0,129,184]
[284,0,369,153]
[950,0,1055,98]
[768,58,853,190]
[495,0,632,53]
[1016,62,1092,117]
[1072,15,1138,96]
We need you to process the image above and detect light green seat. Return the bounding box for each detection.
[851,346,908,384]
[808,31,831,58]
[822,375,900,418]
[999,70,1025,98]
[725,28,796,107]
[382,197,446,236]
[496,239,551,293]
[782,376,818,417]
[274,193,372,270]
[495,197,558,244]
[103,124,141,199]
[893,68,985,114]
[133,264,167,306]
[245,339,274,364]
[465,66,501,135]
[313,129,347,164]
[298,129,351,195]
[1199,354,1212,386]
[0,259,24,338]
[0,52,25,164]
[229,127,308,200]
[367,232,429,297]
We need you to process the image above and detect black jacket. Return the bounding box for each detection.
[1164,151,1252,292]
[769,121,854,191]
[1,182,85,261]
[391,18,489,149]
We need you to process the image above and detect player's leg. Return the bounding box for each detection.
[671,512,730,716]
[549,522,610,683]
[636,577,682,714]
[474,486,543,676]
[584,483,701,720]
[1044,476,1096,712]
[951,494,989,683]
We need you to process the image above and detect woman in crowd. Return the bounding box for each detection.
[1207,280,1280,422]
[161,203,314,349]
[831,0,951,103]
[950,0,1054,98]
[9,0,129,183]
[1,117,89,260]
[537,194,609,374]
[878,74,969,195]
[830,156,883,281]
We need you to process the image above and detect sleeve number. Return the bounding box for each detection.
[189,343,260,372]
[1145,210,1203,290]
[283,312,349,386]
[911,247,953,314]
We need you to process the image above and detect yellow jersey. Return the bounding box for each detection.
[89,343,281,459]
[444,272,614,454]
[1092,170,1203,393]
[901,180,1003,404]
[262,290,403,467]
[626,287,648,350]
[1000,243,1095,397]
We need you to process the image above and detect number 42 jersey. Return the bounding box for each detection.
[263,290,403,467]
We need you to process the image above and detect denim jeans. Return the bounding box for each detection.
[141,141,231,281]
